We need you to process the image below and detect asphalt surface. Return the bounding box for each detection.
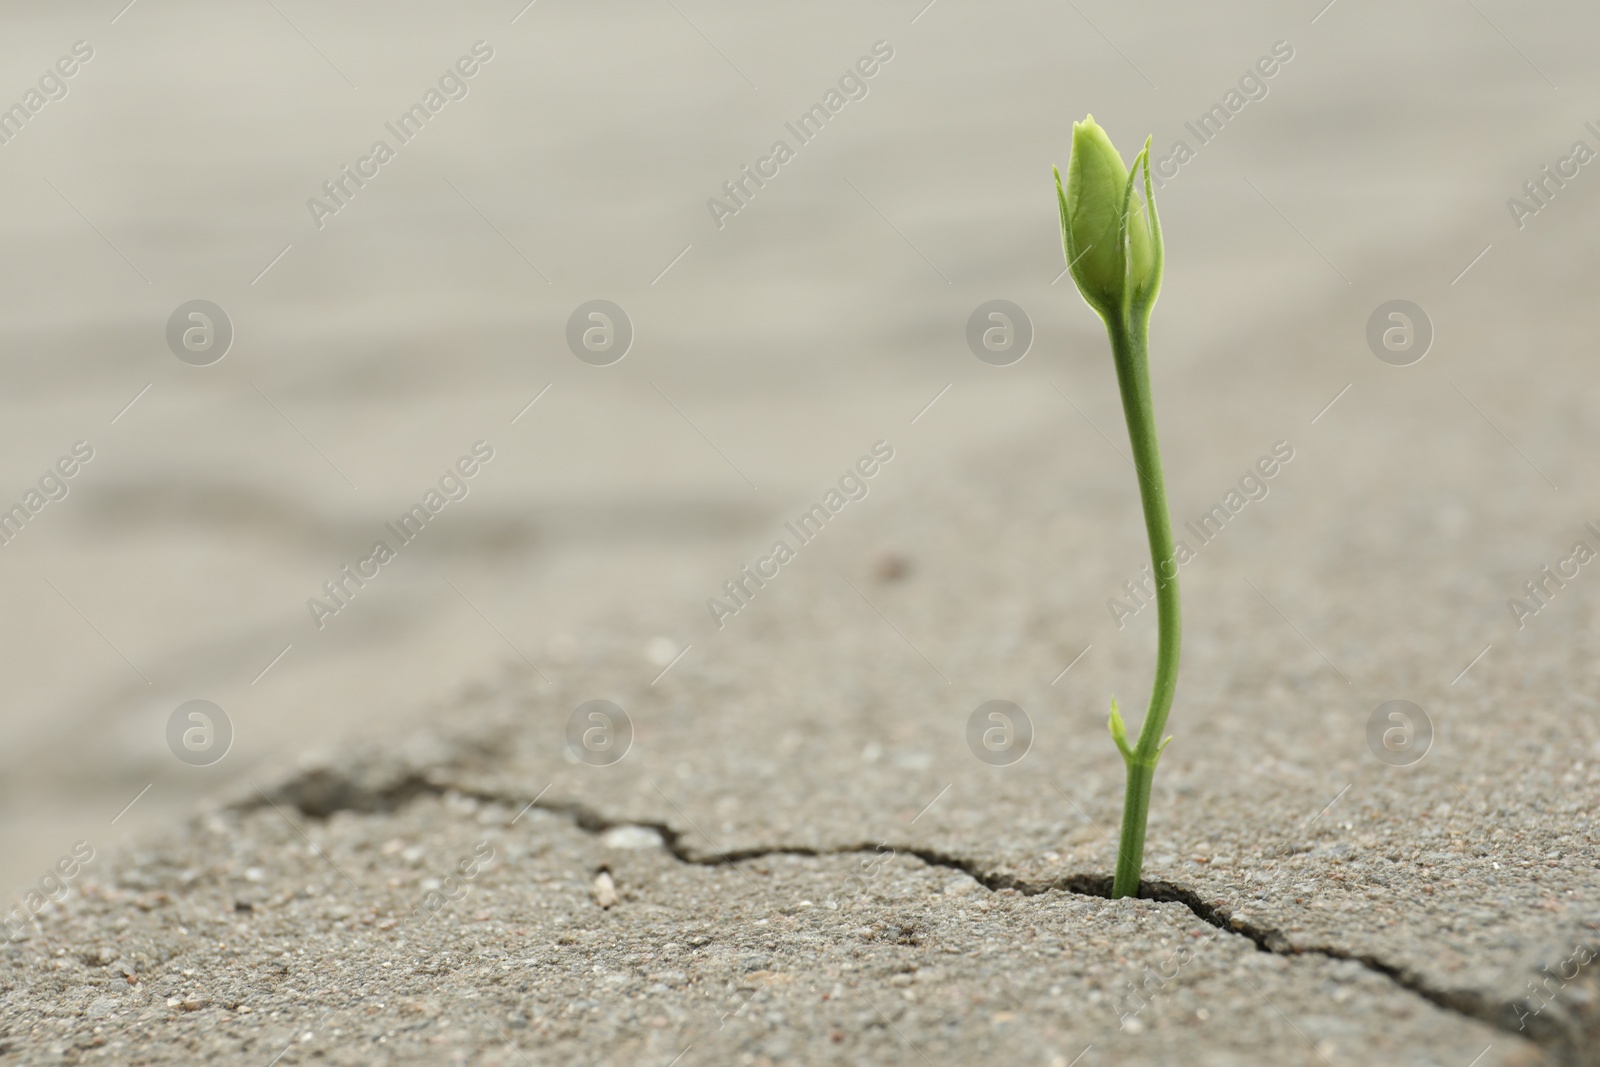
[0,791,1529,1066]
[4,1,1600,1064]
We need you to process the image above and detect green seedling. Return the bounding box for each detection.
[1055,115,1179,899]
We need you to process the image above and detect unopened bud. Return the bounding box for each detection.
[1055,115,1163,322]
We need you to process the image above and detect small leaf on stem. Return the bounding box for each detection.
[1108,698,1135,763]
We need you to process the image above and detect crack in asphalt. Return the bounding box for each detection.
[245,767,1587,1066]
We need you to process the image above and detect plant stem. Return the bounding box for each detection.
[1106,312,1182,899]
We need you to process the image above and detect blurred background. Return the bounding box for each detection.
[0,0,1595,889]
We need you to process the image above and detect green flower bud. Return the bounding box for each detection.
[1055,115,1163,322]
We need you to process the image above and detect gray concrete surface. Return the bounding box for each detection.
[5,0,1599,886]
[0,792,1528,1065]
[4,0,1600,1062]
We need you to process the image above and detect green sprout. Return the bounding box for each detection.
[1055,115,1179,899]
